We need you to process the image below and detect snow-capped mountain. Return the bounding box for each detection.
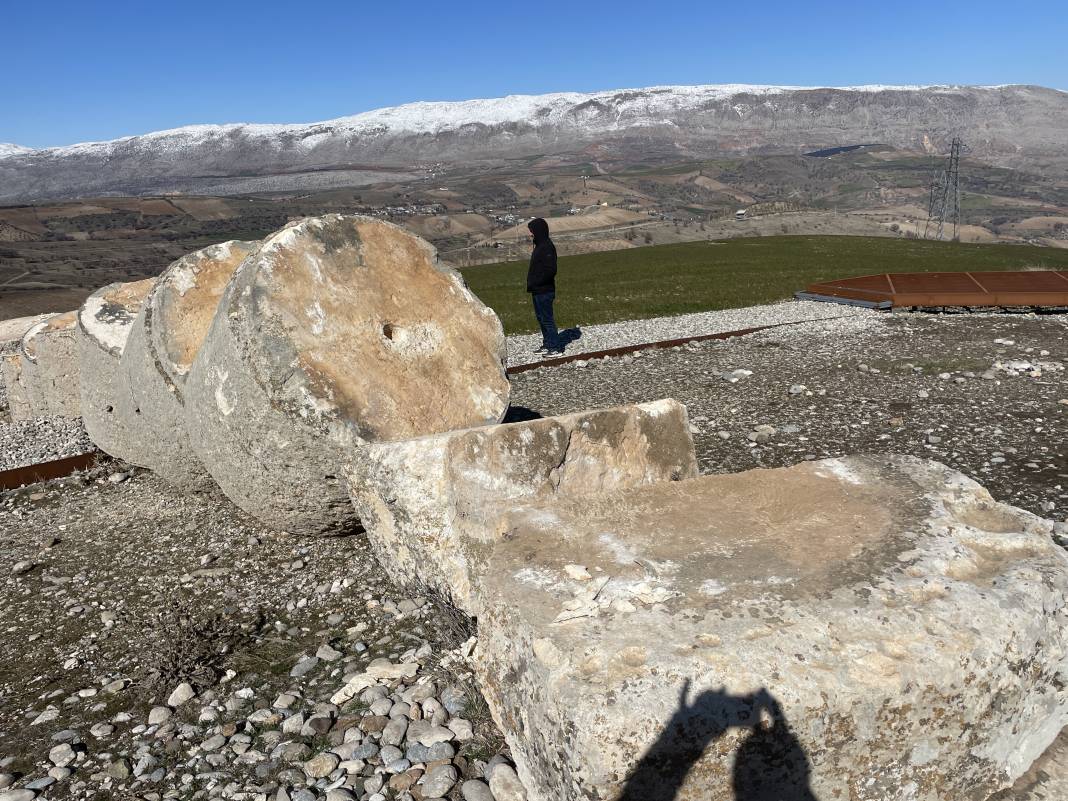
[1,83,1065,202]
[0,143,33,158]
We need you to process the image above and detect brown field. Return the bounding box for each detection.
[1,143,1066,313]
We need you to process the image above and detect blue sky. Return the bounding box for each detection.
[2,0,1065,148]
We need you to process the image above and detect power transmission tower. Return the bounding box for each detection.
[924,137,965,241]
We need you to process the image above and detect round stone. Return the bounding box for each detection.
[421,764,458,798]
[183,215,509,536]
[302,752,340,779]
[48,743,75,767]
[461,779,495,801]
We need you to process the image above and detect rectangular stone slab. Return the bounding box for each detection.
[346,399,698,614]
[471,455,1068,801]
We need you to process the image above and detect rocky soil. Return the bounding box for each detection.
[0,467,515,801]
[0,307,1066,801]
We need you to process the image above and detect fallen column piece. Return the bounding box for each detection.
[77,279,155,460]
[1,352,33,421]
[0,312,51,348]
[1,313,75,422]
[347,398,699,613]
[184,214,509,536]
[467,456,1068,801]
[120,241,257,489]
[17,311,81,419]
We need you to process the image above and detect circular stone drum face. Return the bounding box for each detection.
[21,311,77,361]
[240,215,508,441]
[82,279,156,355]
[151,242,257,381]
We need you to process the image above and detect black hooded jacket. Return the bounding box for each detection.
[526,217,557,294]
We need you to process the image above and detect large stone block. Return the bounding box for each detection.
[347,398,698,612]
[120,241,257,489]
[184,214,509,536]
[77,279,155,460]
[0,313,51,349]
[1,352,33,420]
[468,456,1068,801]
[18,311,80,419]
[2,314,58,421]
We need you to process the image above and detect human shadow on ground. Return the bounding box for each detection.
[617,682,817,801]
[559,327,583,347]
[502,406,543,423]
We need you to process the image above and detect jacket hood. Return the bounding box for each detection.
[527,217,550,245]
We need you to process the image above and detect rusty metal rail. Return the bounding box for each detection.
[0,451,100,491]
[506,317,847,373]
[799,270,1068,309]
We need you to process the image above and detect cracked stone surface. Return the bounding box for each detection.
[475,456,1068,801]
[348,399,697,613]
[184,215,510,536]
[76,279,155,462]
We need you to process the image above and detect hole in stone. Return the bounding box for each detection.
[382,323,394,340]
[105,405,114,414]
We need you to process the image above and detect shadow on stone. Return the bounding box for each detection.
[618,682,817,801]
[502,405,544,423]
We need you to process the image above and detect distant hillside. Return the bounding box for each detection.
[1,84,1066,202]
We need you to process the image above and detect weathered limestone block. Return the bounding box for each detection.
[77,279,155,460]
[18,311,80,418]
[120,241,257,489]
[0,312,51,349]
[1,352,33,420]
[185,214,509,536]
[1,314,51,421]
[347,399,698,612]
[469,456,1068,801]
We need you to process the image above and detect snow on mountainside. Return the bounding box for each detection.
[1,83,1066,202]
[0,84,1020,157]
[0,143,33,158]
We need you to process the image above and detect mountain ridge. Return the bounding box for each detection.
[2,83,1044,155]
[2,83,1066,202]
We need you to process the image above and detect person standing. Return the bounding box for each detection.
[526,217,562,354]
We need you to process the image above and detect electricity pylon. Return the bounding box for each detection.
[924,137,965,241]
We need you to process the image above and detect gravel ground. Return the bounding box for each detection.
[0,418,93,471]
[505,298,869,365]
[0,466,511,801]
[0,306,1066,801]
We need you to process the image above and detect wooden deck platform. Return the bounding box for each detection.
[797,270,1068,309]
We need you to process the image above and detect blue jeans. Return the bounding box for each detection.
[531,291,561,350]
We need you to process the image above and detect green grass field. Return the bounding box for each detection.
[459,235,1068,335]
